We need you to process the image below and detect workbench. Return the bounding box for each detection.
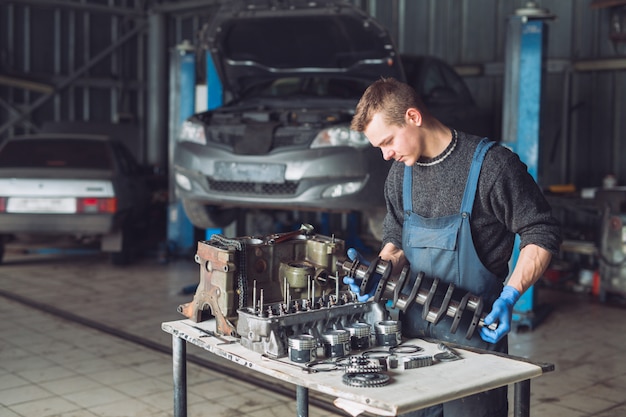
[162,319,553,417]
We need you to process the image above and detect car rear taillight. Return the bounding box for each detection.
[0,197,6,212]
[76,197,117,213]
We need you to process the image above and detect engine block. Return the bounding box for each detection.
[178,224,351,338]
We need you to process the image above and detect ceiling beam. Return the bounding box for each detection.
[0,0,144,16]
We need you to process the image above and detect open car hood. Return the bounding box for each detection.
[201,0,405,99]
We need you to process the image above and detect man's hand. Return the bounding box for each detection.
[480,286,521,344]
[342,248,377,302]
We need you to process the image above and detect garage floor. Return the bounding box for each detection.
[1,245,626,417]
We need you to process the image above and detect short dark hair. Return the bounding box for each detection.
[351,77,427,132]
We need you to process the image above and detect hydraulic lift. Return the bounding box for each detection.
[501,3,555,330]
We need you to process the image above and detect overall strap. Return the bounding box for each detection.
[403,165,413,213]
[460,138,496,214]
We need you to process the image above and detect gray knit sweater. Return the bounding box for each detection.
[381,131,562,280]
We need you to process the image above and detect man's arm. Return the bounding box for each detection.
[506,244,552,293]
[379,242,407,275]
[480,243,552,343]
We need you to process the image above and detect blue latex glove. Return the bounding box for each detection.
[342,248,377,302]
[480,285,521,344]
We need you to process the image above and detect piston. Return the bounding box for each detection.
[374,320,401,347]
[345,322,371,350]
[288,334,318,363]
[321,329,351,358]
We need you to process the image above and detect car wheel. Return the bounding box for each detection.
[106,224,132,266]
[0,241,4,265]
[182,199,239,229]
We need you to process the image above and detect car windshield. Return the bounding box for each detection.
[240,77,371,100]
[0,138,114,169]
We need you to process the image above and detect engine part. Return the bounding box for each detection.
[342,372,391,388]
[321,329,351,358]
[344,322,371,350]
[305,360,340,373]
[362,349,392,360]
[237,296,387,358]
[338,355,370,367]
[390,344,423,354]
[344,362,385,374]
[434,351,461,362]
[374,320,402,347]
[401,355,434,370]
[288,334,318,363]
[336,257,499,339]
[178,223,344,336]
[434,343,462,361]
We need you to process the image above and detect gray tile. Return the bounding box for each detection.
[112,377,172,398]
[0,405,22,417]
[18,364,77,384]
[63,385,130,408]
[0,373,30,390]
[39,375,105,396]
[88,397,162,417]
[10,396,81,417]
[0,384,54,406]
[86,367,147,386]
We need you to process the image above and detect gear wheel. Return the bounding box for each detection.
[337,355,369,367]
[344,363,385,374]
[342,372,390,388]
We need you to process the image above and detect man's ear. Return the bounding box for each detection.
[405,108,423,126]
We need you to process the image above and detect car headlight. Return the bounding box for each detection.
[310,126,370,149]
[179,120,206,145]
[175,173,192,191]
[322,181,365,198]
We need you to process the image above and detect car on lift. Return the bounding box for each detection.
[0,133,152,265]
[172,0,492,239]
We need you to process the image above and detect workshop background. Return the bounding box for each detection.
[1,1,626,417]
[2,0,625,186]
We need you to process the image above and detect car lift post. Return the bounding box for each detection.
[501,3,554,330]
[167,41,197,258]
[203,51,225,241]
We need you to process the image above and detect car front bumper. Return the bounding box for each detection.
[173,142,390,212]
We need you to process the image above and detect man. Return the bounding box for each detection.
[345,78,561,417]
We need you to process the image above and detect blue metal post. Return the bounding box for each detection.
[167,42,196,257]
[501,5,554,329]
[204,53,224,240]
[206,54,223,111]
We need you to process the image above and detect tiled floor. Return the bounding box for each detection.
[1,244,626,417]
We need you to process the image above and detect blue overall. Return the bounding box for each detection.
[399,139,508,417]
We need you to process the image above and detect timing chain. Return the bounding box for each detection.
[210,234,247,310]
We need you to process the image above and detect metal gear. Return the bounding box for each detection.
[342,372,390,388]
[337,355,369,367]
[344,363,385,374]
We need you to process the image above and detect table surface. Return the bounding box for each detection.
[162,319,550,416]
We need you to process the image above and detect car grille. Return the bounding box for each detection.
[208,179,299,195]
[208,127,315,150]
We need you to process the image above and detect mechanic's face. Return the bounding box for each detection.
[364,111,422,166]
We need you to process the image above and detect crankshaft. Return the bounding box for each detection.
[336,257,498,339]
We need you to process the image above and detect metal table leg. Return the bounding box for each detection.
[513,379,530,417]
[173,335,187,417]
[296,385,309,417]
